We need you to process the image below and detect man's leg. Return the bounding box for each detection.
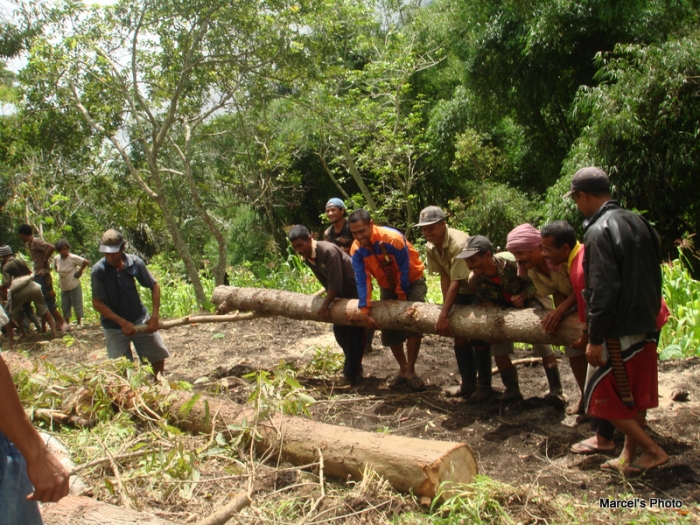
[571,417,615,454]
[131,321,170,379]
[469,343,496,402]
[60,289,71,325]
[538,350,565,409]
[567,354,588,414]
[605,412,668,474]
[405,334,421,378]
[445,337,477,397]
[333,324,365,382]
[0,431,44,525]
[493,343,522,402]
[41,311,58,338]
[35,274,68,331]
[389,344,408,376]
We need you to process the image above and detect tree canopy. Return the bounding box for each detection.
[1,0,699,287]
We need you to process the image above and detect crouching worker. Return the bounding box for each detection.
[506,223,575,409]
[1,245,58,343]
[289,225,366,385]
[91,229,169,378]
[457,235,540,403]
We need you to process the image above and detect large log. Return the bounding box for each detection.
[41,495,176,525]
[211,286,583,345]
[113,388,477,499]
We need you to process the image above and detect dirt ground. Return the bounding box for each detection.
[13,316,700,521]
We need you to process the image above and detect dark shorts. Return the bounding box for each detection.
[34,273,58,312]
[379,278,427,347]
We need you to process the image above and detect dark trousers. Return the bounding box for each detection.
[591,417,615,440]
[333,324,366,379]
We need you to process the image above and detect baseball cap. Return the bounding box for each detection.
[0,245,12,257]
[456,235,493,259]
[99,229,124,253]
[325,198,346,210]
[415,206,447,227]
[564,167,610,198]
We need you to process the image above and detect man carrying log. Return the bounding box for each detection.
[415,206,494,401]
[91,229,170,378]
[567,166,668,474]
[288,225,366,385]
[1,321,70,524]
[348,209,427,391]
[505,224,576,409]
[457,235,541,402]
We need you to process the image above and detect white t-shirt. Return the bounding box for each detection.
[54,253,87,291]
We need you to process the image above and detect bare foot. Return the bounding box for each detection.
[571,435,615,454]
[566,398,584,415]
[624,450,669,475]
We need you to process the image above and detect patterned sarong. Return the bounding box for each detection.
[583,332,659,420]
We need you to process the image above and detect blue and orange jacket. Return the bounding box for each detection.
[350,225,424,314]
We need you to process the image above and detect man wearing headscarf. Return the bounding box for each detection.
[506,224,578,409]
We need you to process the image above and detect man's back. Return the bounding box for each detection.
[583,201,661,343]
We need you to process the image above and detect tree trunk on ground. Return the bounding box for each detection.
[112,388,477,499]
[211,286,584,346]
[41,496,177,525]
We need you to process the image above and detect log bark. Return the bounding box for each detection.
[212,286,583,346]
[41,495,177,525]
[113,388,477,499]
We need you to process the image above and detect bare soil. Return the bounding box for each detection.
[13,316,700,521]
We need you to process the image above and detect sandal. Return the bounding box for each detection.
[388,375,407,386]
[407,376,426,392]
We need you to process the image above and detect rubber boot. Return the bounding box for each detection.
[468,344,496,402]
[499,366,523,403]
[543,366,566,409]
[445,343,477,397]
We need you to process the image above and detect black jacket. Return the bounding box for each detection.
[583,200,661,345]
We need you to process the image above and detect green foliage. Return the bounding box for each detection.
[448,183,540,248]
[659,250,700,359]
[565,32,700,252]
[302,347,344,378]
[244,367,316,418]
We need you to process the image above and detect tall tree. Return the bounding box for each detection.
[19,0,314,306]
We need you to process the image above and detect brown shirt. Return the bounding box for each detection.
[28,236,54,275]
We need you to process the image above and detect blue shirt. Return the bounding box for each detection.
[91,254,156,329]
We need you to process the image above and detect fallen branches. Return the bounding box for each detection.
[212,286,584,345]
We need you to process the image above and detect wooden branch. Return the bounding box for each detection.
[133,312,266,332]
[211,286,585,346]
[30,408,96,429]
[69,447,172,477]
[192,491,251,525]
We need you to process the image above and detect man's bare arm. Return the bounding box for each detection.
[0,356,69,502]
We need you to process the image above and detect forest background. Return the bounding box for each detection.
[1,0,700,356]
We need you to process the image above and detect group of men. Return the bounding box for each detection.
[291,166,668,476]
[1,227,92,345]
[1,227,170,524]
[0,165,670,523]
